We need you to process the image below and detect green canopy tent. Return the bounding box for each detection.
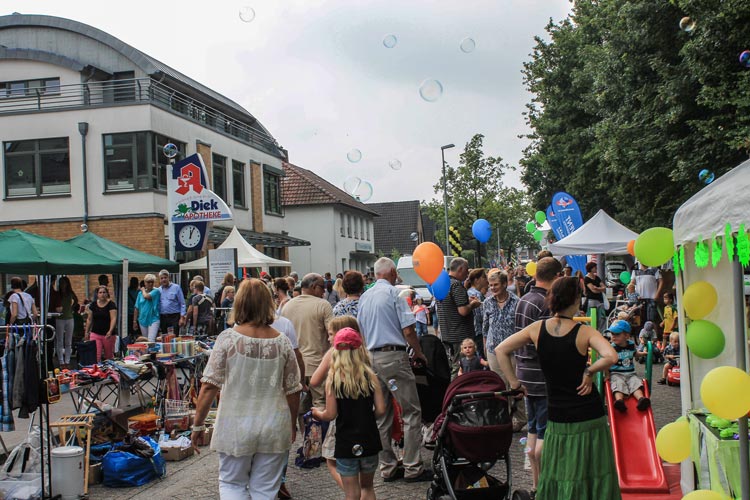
[65,232,178,273]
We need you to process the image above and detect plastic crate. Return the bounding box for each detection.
[165,399,190,417]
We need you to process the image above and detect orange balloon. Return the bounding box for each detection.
[627,239,636,256]
[413,242,445,283]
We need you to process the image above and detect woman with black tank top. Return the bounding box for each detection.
[496,277,621,500]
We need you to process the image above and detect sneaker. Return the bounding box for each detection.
[614,399,627,413]
[637,397,651,411]
[405,469,434,483]
[657,378,667,385]
[383,467,404,483]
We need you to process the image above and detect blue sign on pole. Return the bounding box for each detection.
[549,193,587,273]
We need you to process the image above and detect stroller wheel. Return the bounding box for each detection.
[426,485,451,500]
[511,489,532,500]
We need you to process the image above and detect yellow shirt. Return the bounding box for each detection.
[663,304,676,333]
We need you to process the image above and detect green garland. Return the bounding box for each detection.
[737,224,749,267]
[673,249,681,273]
[694,239,710,268]
[679,245,685,271]
[725,223,735,260]
[711,235,722,267]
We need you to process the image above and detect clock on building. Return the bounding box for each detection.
[178,224,202,249]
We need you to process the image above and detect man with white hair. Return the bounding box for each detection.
[357,257,431,483]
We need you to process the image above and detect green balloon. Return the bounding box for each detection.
[525,222,536,233]
[534,211,546,225]
[686,319,725,359]
[533,230,544,241]
[619,271,631,284]
[634,227,674,267]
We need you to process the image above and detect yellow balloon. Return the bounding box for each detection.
[656,421,691,463]
[683,281,718,319]
[681,490,727,500]
[675,416,687,423]
[700,366,750,420]
[526,261,537,276]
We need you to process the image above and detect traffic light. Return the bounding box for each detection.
[448,226,462,257]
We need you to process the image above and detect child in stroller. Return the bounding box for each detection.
[427,371,531,500]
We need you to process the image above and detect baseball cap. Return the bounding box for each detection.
[334,327,363,350]
[607,320,631,335]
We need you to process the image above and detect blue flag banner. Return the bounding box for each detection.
[548,193,587,273]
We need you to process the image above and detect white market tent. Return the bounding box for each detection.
[179,226,291,272]
[672,159,750,498]
[548,209,639,256]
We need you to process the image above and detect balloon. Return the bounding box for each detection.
[634,227,674,267]
[431,270,450,300]
[526,262,537,276]
[619,271,631,284]
[683,281,718,319]
[682,491,726,500]
[525,222,536,233]
[655,421,691,463]
[675,416,687,423]
[627,239,636,256]
[472,219,492,243]
[413,242,444,283]
[534,211,546,224]
[686,320,725,359]
[533,230,544,241]
[700,366,750,420]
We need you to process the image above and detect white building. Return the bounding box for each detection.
[0,13,307,273]
[281,163,379,276]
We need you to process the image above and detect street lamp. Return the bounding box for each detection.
[441,144,455,256]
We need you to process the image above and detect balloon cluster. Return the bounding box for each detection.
[525,211,547,242]
[414,242,451,300]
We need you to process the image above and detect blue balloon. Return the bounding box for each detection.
[472,218,492,243]
[431,270,450,300]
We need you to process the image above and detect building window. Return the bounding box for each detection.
[112,71,135,102]
[340,213,345,237]
[366,220,370,241]
[212,154,227,203]
[103,132,184,191]
[263,170,282,215]
[1,78,61,98]
[232,160,246,208]
[354,218,359,239]
[4,137,70,197]
[347,215,352,238]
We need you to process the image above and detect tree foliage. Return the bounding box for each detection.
[422,134,536,264]
[521,0,750,231]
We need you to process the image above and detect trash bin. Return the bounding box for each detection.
[51,446,84,500]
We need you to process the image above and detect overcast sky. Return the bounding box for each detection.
[5,0,571,204]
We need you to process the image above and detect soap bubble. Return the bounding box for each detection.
[239,6,256,23]
[343,176,362,195]
[383,34,398,49]
[347,149,362,163]
[419,79,443,102]
[410,232,418,242]
[519,437,527,446]
[459,37,476,53]
[353,180,373,202]
[163,143,178,159]
[698,169,715,184]
[387,379,398,391]
[739,50,750,68]
[679,16,695,33]
[389,159,402,171]
[352,444,363,456]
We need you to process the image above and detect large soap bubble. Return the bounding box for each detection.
[698,169,715,184]
[343,176,362,195]
[679,16,695,32]
[347,149,362,163]
[460,37,476,53]
[389,159,402,171]
[239,6,256,23]
[383,34,398,49]
[419,79,444,102]
[353,180,373,202]
[739,50,750,68]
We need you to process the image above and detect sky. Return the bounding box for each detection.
[4,0,572,204]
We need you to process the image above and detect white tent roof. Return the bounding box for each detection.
[548,209,639,256]
[673,159,750,246]
[179,226,291,271]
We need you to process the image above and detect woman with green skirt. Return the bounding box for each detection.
[496,276,621,499]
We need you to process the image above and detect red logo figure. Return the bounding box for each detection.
[176,163,204,195]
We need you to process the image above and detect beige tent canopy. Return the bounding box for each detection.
[179,226,291,272]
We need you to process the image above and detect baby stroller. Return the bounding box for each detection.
[427,371,531,500]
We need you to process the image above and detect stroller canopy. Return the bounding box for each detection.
[440,371,507,411]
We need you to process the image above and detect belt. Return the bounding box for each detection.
[370,345,407,352]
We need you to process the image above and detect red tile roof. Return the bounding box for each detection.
[281,163,380,216]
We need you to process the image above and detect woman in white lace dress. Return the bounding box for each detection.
[192,279,302,500]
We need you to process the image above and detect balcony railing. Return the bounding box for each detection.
[0,78,279,154]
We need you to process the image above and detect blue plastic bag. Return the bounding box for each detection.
[102,436,166,487]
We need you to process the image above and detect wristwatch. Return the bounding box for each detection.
[191,425,206,432]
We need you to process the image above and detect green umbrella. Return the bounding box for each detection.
[66,232,178,273]
[0,229,121,275]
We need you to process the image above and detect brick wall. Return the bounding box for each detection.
[196,142,212,180]
[1,216,164,298]
[250,162,264,252]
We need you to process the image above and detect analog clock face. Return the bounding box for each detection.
[178,224,201,248]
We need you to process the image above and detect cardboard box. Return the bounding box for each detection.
[161,445,195,461]
[88,462,102,486]
[193,425,213,447]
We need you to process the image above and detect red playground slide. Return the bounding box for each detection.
[605,380,669,494]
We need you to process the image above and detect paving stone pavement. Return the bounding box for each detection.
[89,362,682,499]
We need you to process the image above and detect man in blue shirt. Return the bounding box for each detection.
[158,269,186,336]
[358,257,430,483]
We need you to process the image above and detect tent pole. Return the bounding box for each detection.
[731,252,749,500]
[121,259,129,353]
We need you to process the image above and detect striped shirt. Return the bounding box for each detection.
[437,277,475,343]
[514,286,550,397]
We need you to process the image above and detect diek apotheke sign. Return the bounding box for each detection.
[169,154,232,223]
